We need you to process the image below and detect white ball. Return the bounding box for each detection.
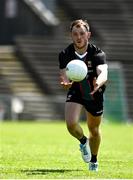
[66,59,88,82]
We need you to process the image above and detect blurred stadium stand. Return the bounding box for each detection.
[0,0,133,121]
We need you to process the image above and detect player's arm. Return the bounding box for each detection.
[60,68,73,90]
[91,64,108,95]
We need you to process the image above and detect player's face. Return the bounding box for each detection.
[71,25,91,50]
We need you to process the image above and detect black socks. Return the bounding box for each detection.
[79,135,87,145]
[90,154,97,163]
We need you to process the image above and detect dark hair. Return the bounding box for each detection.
[70,19,90,32]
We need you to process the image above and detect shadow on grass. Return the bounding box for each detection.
[22,168,82,175]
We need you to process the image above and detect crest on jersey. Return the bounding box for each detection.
[87,61,92,67]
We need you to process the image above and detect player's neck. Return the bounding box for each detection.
[74,44,88,55]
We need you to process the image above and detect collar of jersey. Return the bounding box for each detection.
[75,51,88,59]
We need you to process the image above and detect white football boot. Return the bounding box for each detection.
[79,139,91,163]
[89,162,98,171]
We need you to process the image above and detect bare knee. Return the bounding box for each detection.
[89,127,100,137]
[87,112,102,138]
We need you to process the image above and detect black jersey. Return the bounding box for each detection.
[59,43,106,101]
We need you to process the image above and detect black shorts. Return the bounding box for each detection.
[66,89,104,116]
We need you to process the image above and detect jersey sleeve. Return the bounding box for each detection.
[94,50,106,66]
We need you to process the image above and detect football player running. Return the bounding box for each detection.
[58,19,108,171]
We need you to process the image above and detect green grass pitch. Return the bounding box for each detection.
[0,120,133,179]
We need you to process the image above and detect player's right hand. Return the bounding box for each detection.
[60,76,73,90]
[60,81,73,89]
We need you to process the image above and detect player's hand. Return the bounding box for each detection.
[90,84,100,95]
[60,81,73,89]
[60,76,73,90]
[90,77,100,95]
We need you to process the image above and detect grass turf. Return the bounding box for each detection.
[0,120,133,179]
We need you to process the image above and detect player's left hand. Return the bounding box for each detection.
[90,77,100,95]
[90,84,100,95]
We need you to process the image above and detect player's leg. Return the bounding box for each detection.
[65,102,91,162]
[87,112,101,156]
[65,102,83,140]
[86,112,102,171]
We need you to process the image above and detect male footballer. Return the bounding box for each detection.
[58,19,108,171]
